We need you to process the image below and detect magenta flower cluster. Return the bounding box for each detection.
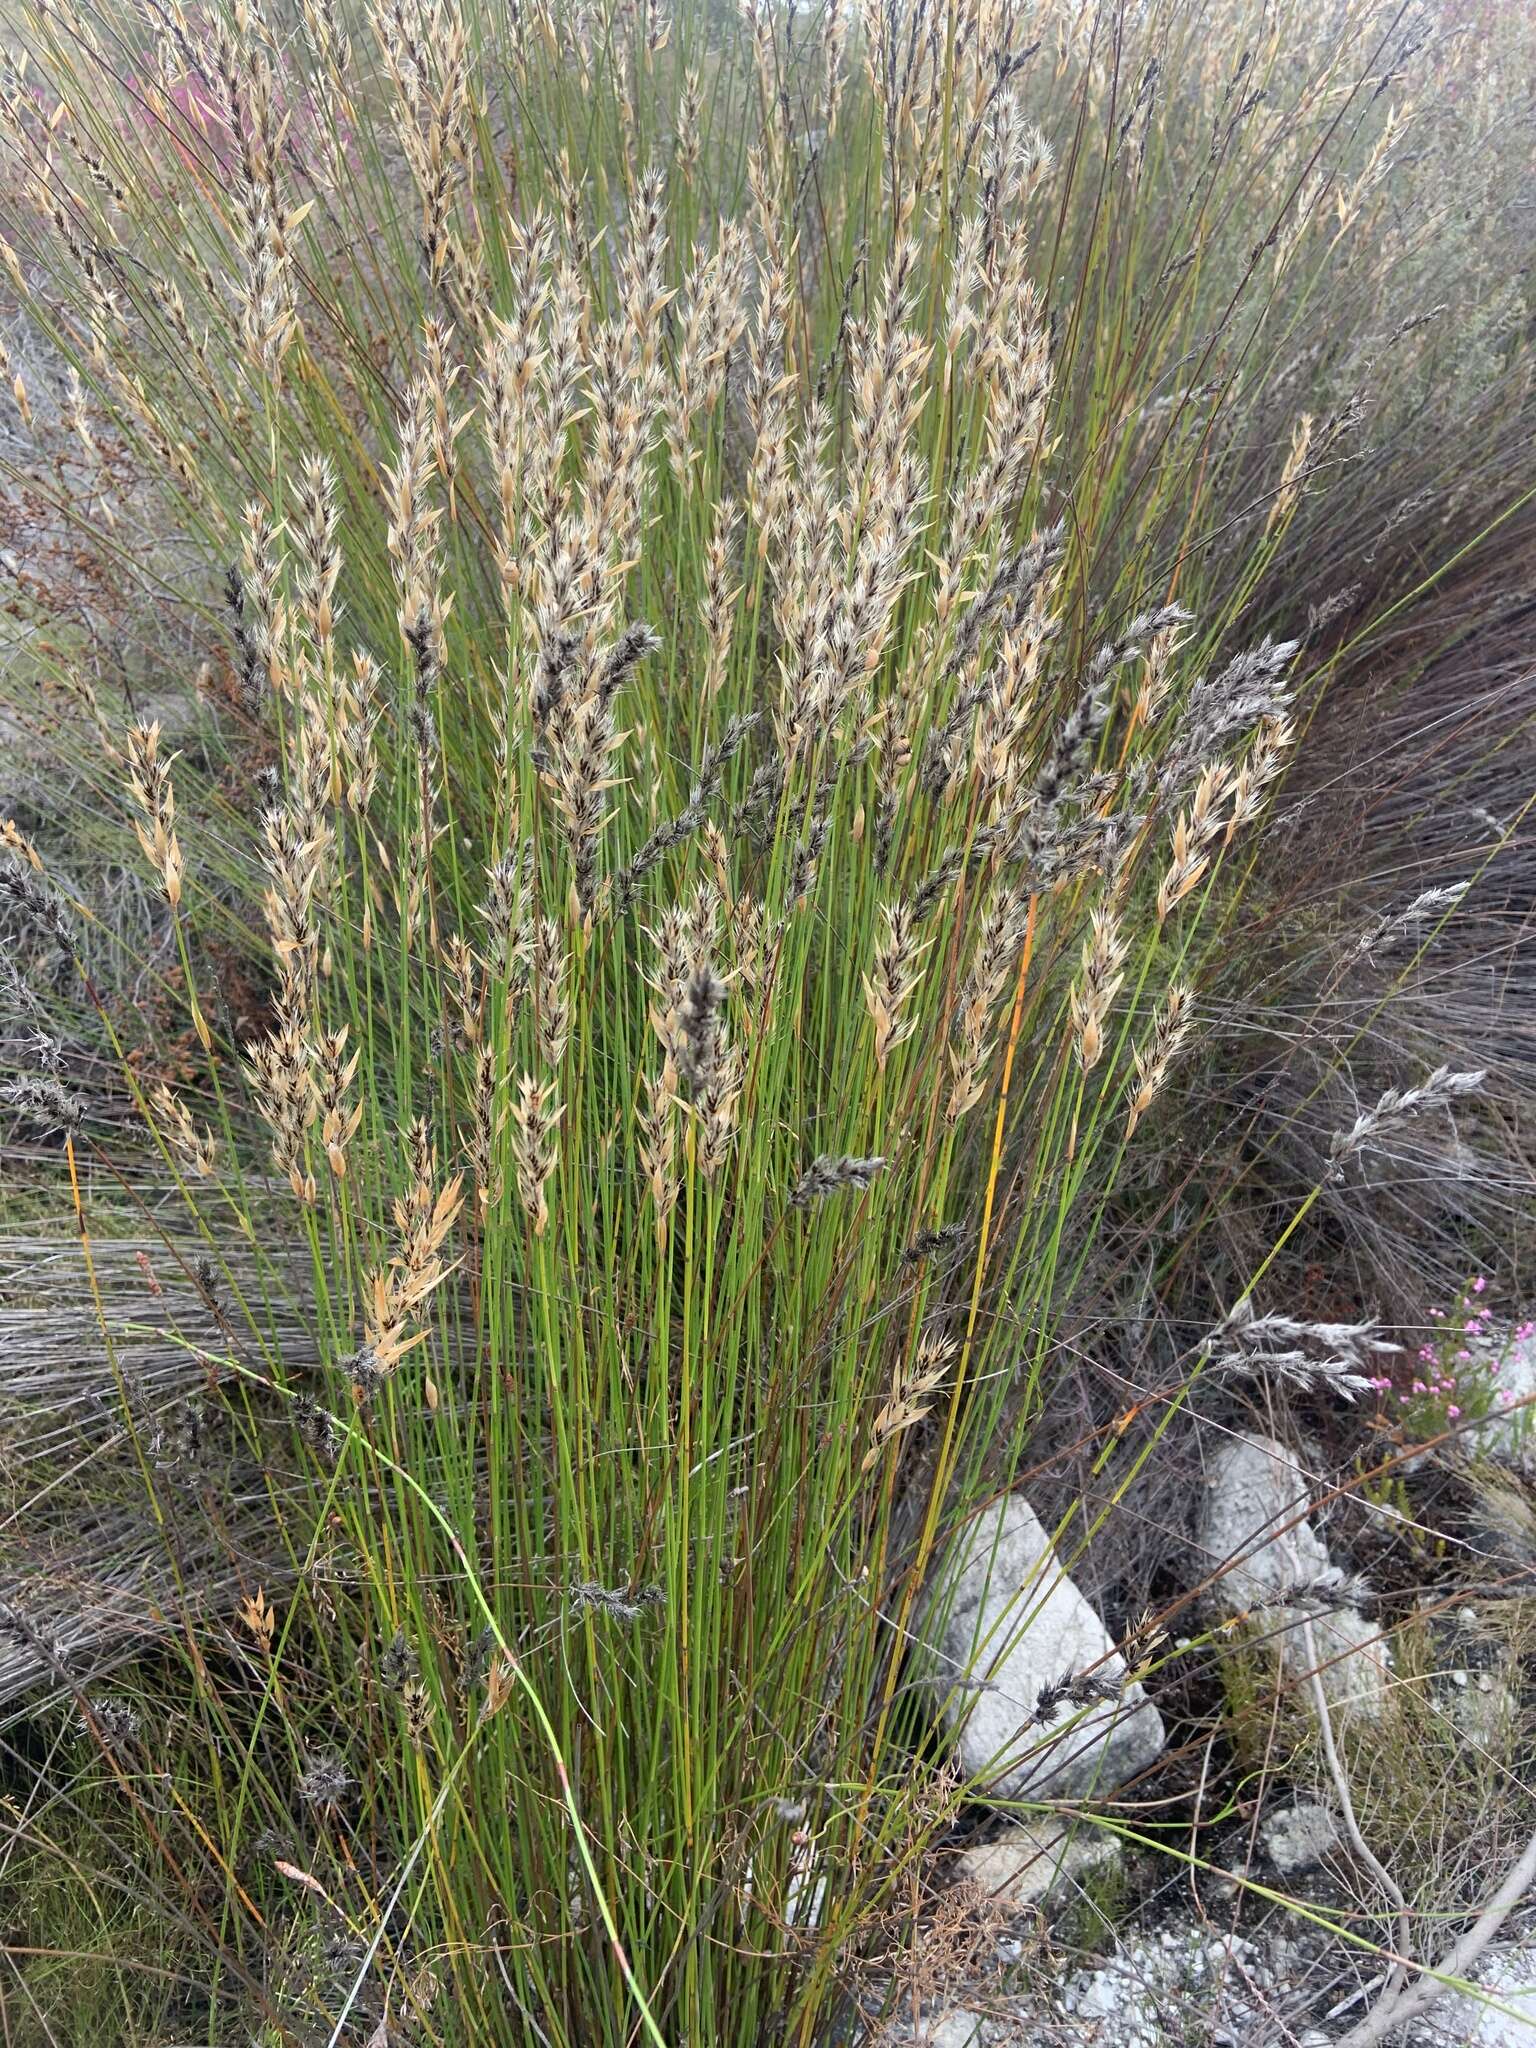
[1372,1277,1522,1432]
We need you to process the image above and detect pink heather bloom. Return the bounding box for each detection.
[1413,1380,1426,1395]
[1457,1349,1472,1362]
[1473,1276,1487,1293]
[1448,1405,1461,1418]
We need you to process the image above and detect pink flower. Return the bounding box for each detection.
[1473,1276,1487,1294]
[1448,1405,1461,1419]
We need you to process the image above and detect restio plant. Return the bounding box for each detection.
[0,0,1531,2042]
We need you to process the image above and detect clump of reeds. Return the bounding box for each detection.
[0,0,1532,2043]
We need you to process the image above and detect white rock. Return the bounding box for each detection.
[1260,1799,1339,1878]
[1197,1433,1391,1716]
[913,2013,986,2048]
[1060,1926,1300,2047]
[956,1818,1121,1912]
[918,1494,1166,1800]
[1199,1433,1331,1605]
[873,2009,991,2047]
[866,2001,1031,2046]
[1307,1602,1394,1716]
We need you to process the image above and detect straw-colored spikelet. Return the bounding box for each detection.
[385,379,443,641]
[730,893,768,1002]
[1156,763,1231,923]
[124,720,184,909]
[525,254,588,543]
[150,1082,218,1177]
[420,317,469,507]
[236,180,299,379]
[533,916,570,1070]
[440,931,482,1046]
[864,901,927,1070]
[1069,906,1128,1073]
[481,218,554,590]
[464,1042,505,1208]
[2,335,30,426]
[483,842,533,988]
[260,808,323,1019]
[240,504,287,702]
[647,902,695,1054]
[1131,618,1188,734]
[1266,412,1313,535]
[292,453,341,662]
[948,881,1030,1121]
[342,650,382,814]
[211,4,300,378]
[666,223,749,482]
[700,502,741,701]
[675,63,703,180]
[0,819,43,878]
[247,1019,316,1205]
[311,1026,361,1177]
[1126,983,1194,1135]
[358,1134,466,1381]
[1155,811,1207,925]
[511,1073,562,1234]
[374,0,473,289]
[539,622,657,915]
[746,248,793,547]
[1225,715,1295,843]
[862,1327,958,1472]
[971,616,1048,819]
[695,1037,742,1180]
[638,1065,679,1244]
